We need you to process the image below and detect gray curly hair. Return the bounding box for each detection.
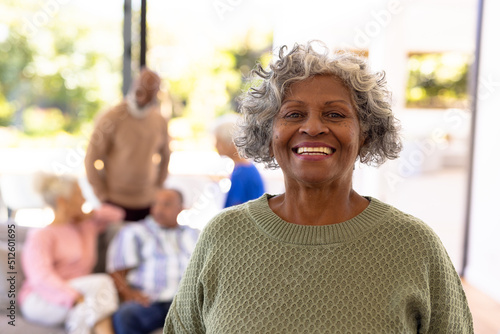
[234,42,402,169]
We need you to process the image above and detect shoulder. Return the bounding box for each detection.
[145,109,168,126]
[24,225,63,247]
[202,198,259,240]
[234,163,260,175]
[150,109,167,120]
[378,199,437,236]
[26,227,50,241]
[369,198,449,256]
[95,102,128,124]
[115,221,150,239]
[232,164,263,185]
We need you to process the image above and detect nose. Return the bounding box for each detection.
[300,114,329,136]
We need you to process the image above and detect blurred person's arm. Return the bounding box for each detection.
[89,203,125,232]
[426,237,474,332]
[106,222,152,303]
[84,111,115,202]
[156,117,170,187]
[109,269,150,306]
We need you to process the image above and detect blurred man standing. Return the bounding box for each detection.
[85,68,170,221]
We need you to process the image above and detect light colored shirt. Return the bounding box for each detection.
[106,217,199,302]
[164,194,473,333]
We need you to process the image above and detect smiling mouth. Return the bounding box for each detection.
[294,147,335,155]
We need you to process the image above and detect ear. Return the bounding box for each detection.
[357,133,368,159]
[269,140,274,158]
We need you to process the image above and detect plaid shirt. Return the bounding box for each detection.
[106,217,199,302]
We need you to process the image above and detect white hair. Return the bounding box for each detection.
[34,172,77,209]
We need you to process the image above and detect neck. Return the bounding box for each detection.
[269,182,368,226]
[51,208,86,226]
[51,209,71,226]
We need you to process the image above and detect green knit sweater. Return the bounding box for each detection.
[164,194,473,333]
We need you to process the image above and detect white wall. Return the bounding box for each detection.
[464,0,500,304]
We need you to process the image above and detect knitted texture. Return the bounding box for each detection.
[164,194,473,333]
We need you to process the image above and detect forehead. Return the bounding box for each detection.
[285,75,350,98]
[138,71,160,90]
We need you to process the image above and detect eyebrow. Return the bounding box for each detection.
[281,99,352,107]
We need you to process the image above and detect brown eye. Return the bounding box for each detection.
[326,112,344,119]
[286,113,300,118]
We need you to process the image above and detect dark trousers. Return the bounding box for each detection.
[112,301,172,334]
[106,201,150,222]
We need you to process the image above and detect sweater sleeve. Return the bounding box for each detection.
[426,240,474,333]
[21,230,80,308]
[164,227,209,334]
[84,110,116,202]
[91,203,125,233]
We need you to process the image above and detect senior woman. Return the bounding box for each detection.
[20,173,124,334]
[164,43,473,333]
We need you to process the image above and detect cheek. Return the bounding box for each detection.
[339,126,363,154]
[344,122,361,140]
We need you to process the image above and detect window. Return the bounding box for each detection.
[405,52,470,109]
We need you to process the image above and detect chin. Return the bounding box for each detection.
[292,172,346,186]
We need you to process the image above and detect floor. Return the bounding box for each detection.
[463,280,500,334]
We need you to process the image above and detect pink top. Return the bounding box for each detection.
[19,204,124,308]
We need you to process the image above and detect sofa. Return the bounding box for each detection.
[0,221,162,334]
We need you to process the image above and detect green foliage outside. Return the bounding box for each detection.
[147,29,273,149]
[0,1,272,149]
[0,0,123,145]
[167,38,272,118]
[406,52,470,109]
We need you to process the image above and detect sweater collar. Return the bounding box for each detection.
[247,194,389,245]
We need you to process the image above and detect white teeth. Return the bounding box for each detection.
[297,147,333,155]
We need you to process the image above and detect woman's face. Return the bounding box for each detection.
[64,183,86,220]
[271,75,364,187]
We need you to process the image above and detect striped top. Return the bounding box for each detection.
[106,217,199,302]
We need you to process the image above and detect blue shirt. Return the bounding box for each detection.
[224,163,265,208]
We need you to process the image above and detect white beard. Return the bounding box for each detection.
[126,95,157,119]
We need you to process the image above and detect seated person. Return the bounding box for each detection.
[214,117,265,208]
[106,188,199,334]
[19,172,124,334]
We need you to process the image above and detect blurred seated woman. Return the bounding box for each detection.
[164,42,473,333]
[19,173,124,334]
